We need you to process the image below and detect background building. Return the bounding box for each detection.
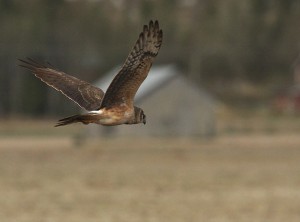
[84,65,216,138]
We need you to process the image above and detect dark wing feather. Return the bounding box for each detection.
[100,20,163,109]
[19,59,104,111]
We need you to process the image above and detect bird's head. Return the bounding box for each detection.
[134,106,146,125]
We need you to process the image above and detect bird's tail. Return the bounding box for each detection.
[55,114,98,127]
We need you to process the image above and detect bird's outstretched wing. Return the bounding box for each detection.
[19,59,104,111]
[100,20,163,109]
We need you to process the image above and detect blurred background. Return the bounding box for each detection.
[1,0,300,221]
[1,0,300,134]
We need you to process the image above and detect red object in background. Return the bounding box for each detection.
[272,86,300,113]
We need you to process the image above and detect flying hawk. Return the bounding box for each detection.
[19,20,163,127]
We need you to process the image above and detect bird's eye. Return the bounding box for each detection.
[142,113,146,124]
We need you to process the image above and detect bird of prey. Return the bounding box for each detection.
[19,20,163,127]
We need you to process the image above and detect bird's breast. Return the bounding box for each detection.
[96,106,134,126]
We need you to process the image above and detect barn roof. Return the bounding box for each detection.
[94,64,179,102]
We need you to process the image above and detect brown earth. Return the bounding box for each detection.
[0,134,300,222]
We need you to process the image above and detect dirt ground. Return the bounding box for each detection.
[0,134,300,222]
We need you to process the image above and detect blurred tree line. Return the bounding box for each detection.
[0,0,300,117]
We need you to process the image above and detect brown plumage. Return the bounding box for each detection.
[19,20,163,127]
[19,58,104,111]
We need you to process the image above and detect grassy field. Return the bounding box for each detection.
[1,124,300,222]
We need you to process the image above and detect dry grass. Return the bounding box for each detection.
[0,133,300,222]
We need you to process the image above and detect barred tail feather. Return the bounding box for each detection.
[55,114,97,127]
